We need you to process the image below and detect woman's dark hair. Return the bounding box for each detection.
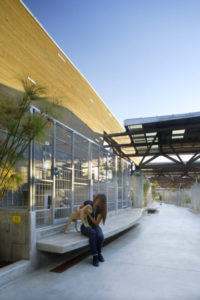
[94,194,107,224]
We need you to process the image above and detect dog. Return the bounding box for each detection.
[64,204,93,232]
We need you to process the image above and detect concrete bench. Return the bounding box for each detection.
[143,202,160,214]
[36,208,143,254]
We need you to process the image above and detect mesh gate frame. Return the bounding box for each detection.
[28,107,132,228]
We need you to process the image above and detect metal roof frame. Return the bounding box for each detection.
[103,111,200,188]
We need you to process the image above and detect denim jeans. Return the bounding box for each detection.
[81,225,104,256]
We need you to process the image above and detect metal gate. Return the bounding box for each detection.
[29,107,131,228]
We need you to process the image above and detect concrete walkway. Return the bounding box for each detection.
[1,204,200,300]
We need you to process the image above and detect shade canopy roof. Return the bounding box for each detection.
[103,112,200,188]
[124,112,200,158]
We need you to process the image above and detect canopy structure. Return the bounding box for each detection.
[103,112,200,188]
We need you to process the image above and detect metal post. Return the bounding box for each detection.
[71,132,75,213]
[105,152,108,211]
[88,142,93,200]
[97,146,100,194]
[52,120,56,224]
[28,107,33,211]
[115,155,118,211]
[121,159,124,208]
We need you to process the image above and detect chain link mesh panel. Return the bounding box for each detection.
[0,109,133,228]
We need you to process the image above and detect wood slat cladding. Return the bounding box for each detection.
[0,0,139,163]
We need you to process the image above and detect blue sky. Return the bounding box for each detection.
[23,0,200,127]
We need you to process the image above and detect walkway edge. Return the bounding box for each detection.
[0,260,31,288]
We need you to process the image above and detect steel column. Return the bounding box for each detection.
[52,120,56,224]
[71,132,75,213]
[88,142,93,200]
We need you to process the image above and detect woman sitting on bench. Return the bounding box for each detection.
[79,194,107,267]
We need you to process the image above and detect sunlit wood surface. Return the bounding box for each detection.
[0,0,139,164]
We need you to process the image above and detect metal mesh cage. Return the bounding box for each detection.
[0,129,29,209]
[74,135,89,208]
[54,124,73,221]
[0,108,133,228]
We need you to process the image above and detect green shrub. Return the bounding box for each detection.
[186,196,191,204]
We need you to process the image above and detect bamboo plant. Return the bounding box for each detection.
[0,79,56,202]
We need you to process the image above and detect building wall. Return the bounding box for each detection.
[191,184,200,212]
[0,210,32,261]
[0,0,140,263]
[0,0,115,133]
[0,83,101,143]
[0,0,139,165]
[132,172,144,208]
[164,189,191,208]
[146,185,153,206]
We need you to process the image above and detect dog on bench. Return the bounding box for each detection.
[64,204,93,233]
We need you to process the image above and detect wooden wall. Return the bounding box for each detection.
[0,0,138,164]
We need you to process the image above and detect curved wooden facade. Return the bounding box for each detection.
[0,0,138,164]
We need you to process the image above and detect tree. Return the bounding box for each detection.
[0,79,57,202]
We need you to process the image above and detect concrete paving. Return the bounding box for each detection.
[1,204,200,300]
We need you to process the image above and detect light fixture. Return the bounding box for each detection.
[172,129,185,135]
[134,139,146,143]
[58,52,66,63]
[27,76,36,85]
[137,146,147,150]
[129,124,143,130]
[172,135,184,139]
[147,138,154,143]
[151,145,159,149]
[146,132,157,137]
[133,134,145,138]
